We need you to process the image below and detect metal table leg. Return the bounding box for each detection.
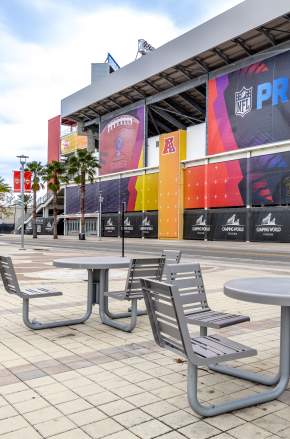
[88,269,101,305]
[187,306,290,416]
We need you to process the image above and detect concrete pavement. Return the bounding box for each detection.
[0,238,289,437]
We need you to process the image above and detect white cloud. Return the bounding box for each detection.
[0,0,242,186]
[0,3,187,185]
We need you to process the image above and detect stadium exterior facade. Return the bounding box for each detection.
[55,0,290,242]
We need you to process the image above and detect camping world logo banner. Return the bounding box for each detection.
[235,86,253,118]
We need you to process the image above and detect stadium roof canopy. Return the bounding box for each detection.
[61,0,290,137]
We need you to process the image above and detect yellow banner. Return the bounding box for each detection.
[158,130,186,239]
[134,173,159,211]
[61,133,88,155]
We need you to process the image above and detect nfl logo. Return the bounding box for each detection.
[235,86,253,118]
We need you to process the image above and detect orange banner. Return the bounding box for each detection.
[61,133,87,155]
[158,130,186,239]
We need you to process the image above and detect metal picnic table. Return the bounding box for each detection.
[53,256,130,322]
[209,277,290,392]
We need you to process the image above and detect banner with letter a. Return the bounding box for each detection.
[158,130,186,239]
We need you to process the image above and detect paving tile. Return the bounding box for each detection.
[99,399,135,416]
[0,416,29,435]
[0,405,18,420]
[113,408,152,428]
[68,407,107,426]
[130,419,171,439]
[126,391,161,407]
[24,406,63,424]
[159,410,199,429]
[34,416,75,437]
[86,391,119,406]
[179,420,221,439]
[82,418,124,439]
[206,413,245,431]
[229,423,272,439]
[43,390,79,405]
[253,413,290,434]
[158,432,188,439]
[104,431,139,439]
[49,429,91,439]
[279,427,290,438]
[0,426,42,439]
[57,398,93,415]
[13,396,49,414]
[142,400,178,417]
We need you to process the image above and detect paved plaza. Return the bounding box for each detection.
[0,237,290,438]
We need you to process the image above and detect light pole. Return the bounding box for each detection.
[98,191,104,241]
[16,155,29,250]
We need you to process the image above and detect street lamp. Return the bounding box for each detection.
[16,154,29,250]
[98,191,104,241]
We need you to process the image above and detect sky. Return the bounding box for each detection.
[0,0,242,186]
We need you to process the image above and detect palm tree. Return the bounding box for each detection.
[0,177,10,196]
[66,150,100,239]
[25,161,43,238]
[16,194,32,215]
[0,177,11,218]
[42,161,67,239]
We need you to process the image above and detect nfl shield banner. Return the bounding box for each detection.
[208,49,290,155]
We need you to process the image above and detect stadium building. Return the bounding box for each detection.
[47,0,290,242]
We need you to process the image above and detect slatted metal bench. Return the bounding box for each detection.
[161,249,182,264]
[99,257,165,332]
[141,278,290,416]
[165,263,249,335]
[0,256,94,330]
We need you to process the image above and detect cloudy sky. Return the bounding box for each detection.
[0,0,242,186]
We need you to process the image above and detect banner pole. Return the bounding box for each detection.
[121,201,126,257]
[16,155,29,250]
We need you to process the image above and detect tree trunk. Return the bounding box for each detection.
[80,175,85,236]
[53,192,58,239]
[32,189,37,239]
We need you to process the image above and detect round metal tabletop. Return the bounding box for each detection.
[53,256,130,270]
[224,277,290,306]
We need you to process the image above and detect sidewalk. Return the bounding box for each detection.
[0,242,289,438]
[4,233,290,255]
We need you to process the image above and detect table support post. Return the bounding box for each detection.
[88,269,101,305]
[187,306,290,416]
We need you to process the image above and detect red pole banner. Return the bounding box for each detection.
[13,170,21,192]
[24,171,32,192]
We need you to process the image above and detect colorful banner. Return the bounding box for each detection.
[208,50,290,155]
[13,171,32,193]
[158,130,186,239]
[249,151,290,206]
[65,173,159,215]
[13,171,21,192]
[61,133,87,155]
[99,106,145,175]
[207,160,245,208]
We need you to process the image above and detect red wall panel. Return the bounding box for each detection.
[48,115,61,163]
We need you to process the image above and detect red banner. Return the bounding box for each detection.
[13,171,21,192]
[24,171,32,192]
[13,171,32,193]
